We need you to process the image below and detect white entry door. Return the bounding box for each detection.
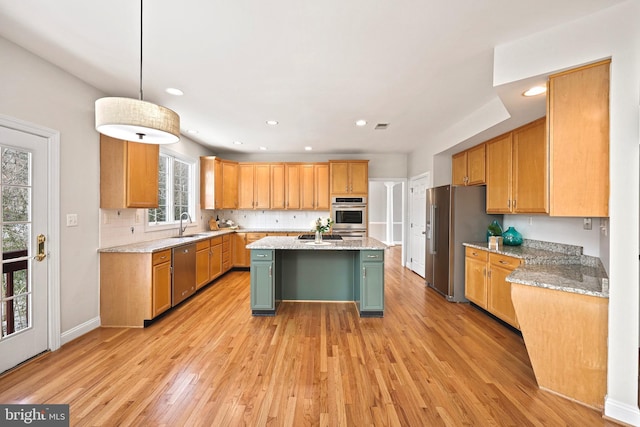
[409,175,428,277]
[0,126,49,373]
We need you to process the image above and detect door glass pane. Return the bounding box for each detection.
[1,147,32,339]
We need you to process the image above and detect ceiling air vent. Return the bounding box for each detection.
[375,123,389,130]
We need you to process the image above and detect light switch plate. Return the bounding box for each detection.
[583,218,592,230]
[66,213,78,227]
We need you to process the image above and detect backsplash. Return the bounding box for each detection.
[215,210,330,231]
[99,208,330,248]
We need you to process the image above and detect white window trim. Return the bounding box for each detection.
[144,147,198,233]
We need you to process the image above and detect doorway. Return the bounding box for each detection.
[408,173,429,277]
[0,116,60,373]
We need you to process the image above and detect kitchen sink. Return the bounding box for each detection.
[171,233,209,239]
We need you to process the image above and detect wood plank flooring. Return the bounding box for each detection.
[0,246,619,426]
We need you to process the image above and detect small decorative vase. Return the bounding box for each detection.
[315,230,322,243]
[502,226,523,246]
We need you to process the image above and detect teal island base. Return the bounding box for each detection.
[249,245,385,317]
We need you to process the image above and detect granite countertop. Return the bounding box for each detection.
[99,229,237,253]
[463,240,608,298]
[247,236,387,251]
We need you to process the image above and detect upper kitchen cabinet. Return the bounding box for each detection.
[301,163,330,210]
[270,163,286,210]
[452,144,485,186]
[285,164,301,209]
[238,163,271,209]
[329,160,368,196]
[486,118,548,214]
[548,59,610,217]
[200,157,239,209]
[100,134,159,209]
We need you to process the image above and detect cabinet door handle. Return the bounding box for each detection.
[472,252,478,256]
[499,260,509,265]
[269,265,272,277]
[367,255,377,258]
[362,266,366,278]
[256,254,267,258]
[507,200,511,208]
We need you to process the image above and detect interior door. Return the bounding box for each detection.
[0,126,48,373]
[409,175,428,277]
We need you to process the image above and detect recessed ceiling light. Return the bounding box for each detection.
[166,87,184,96]
[233,140,243,145]
[259,146,268,150]
[355,119,367,127]
[304,146,313,151]
[266,120,279,126]
[186,129,199,134]
[523,86,547,97]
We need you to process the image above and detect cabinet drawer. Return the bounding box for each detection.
[210,236,223,245]
[196,240,210,251]
[361,250,384,262]
[465,247,488,262]
[251,250,273,261]
[490,253,521,269]
[152,249,171,265]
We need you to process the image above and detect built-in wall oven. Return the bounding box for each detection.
[331,196,367,239]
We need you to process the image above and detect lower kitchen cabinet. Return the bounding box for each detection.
[357,250,385,315]
[101,249,172,327]
[195,239,211,289]
[210,236,223,280]
[464,247,488,307]
[222,234,231,272]
[250,250,277,314]
[464,247,521,329]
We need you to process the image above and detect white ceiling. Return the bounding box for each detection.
[0,0,624,154]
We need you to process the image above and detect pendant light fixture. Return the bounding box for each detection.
[95,0,180,144]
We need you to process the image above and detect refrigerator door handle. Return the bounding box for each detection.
[430,204,437,255]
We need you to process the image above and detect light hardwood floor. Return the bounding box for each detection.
[0,247,619,426]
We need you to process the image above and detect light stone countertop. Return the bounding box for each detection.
[99,229,237,253]
[463,240,608,298]
[247,236,387,251]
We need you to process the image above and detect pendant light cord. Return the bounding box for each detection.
[139,0,144,101]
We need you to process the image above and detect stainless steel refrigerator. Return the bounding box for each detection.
[425,185,500,302]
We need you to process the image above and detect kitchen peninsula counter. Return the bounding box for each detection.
[463,239,609,409]
[247,236,387,317]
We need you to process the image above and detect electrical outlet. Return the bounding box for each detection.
[583,218,592,230]
[66,213,78,227]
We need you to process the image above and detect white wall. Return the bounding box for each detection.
[0,37,103,336]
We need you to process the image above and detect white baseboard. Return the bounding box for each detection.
[604,396,640,426]
[60,316,101,346]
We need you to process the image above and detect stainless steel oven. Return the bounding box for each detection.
[331,196,367,233]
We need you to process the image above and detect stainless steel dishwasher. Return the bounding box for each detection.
[172,243,196,306]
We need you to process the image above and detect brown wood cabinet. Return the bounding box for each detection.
[238,163,271,209]
[452,144,485,186]
[329,160,368,196]
[195,239,211,290]
[200,157,238,209]
[486,118,547,214]
[301,163,330,210]
[100,249,171,327]
[487,253,521,329]
[270,163,286,210]
[222,234,231,272]
[464,247,488,307]
[548,59,610,217]
[100,134,159,209]
[464,247,521,329]
[209,236,223,280]
[285,164,301,209]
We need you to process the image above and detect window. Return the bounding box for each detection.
[148,151,196,226]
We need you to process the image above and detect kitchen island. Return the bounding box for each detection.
[246,236,387,317]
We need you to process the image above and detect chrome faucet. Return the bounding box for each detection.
[179,212,192,237]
